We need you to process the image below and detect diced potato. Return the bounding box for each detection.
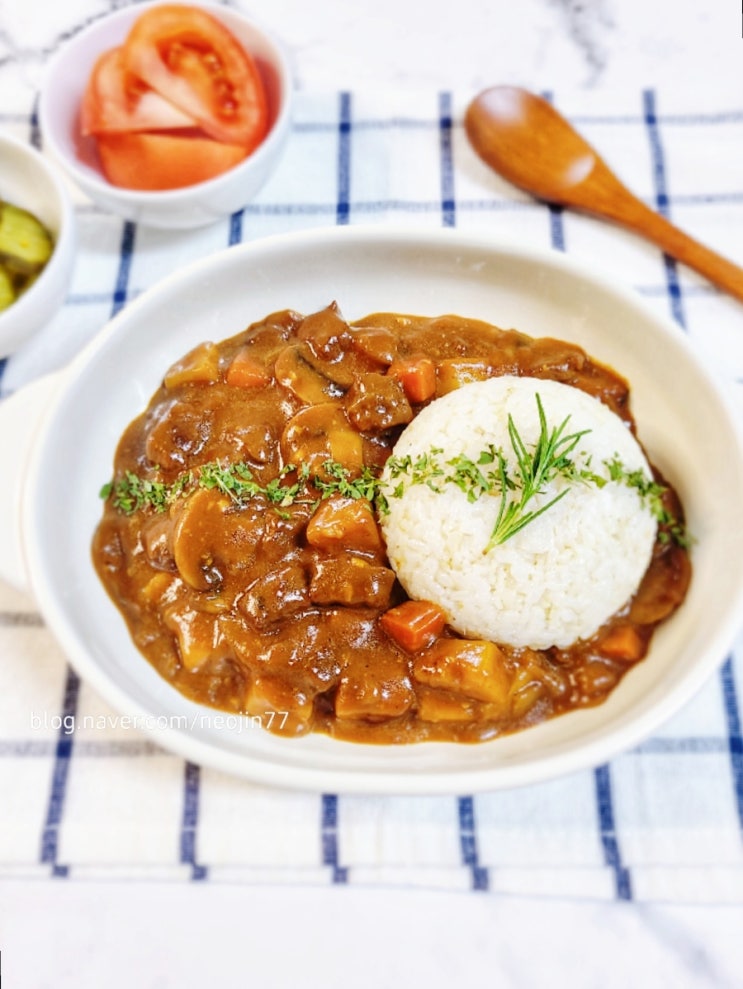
[245,674,314,735]
[305,495,383,554]
[509,681,544,720]
[140,571,177,606]
[163,606,226,671]
[309,555,395,609]
[436,358,490,395]
[413,639,511,707]
[163,341,220,389]
[416,688,476,723]
[334,668,414,720]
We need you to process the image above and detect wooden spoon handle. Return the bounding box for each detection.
[591,184,743,303]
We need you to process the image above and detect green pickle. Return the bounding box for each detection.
[0,200,54,312]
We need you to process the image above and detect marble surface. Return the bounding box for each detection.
[2,0,743,986]
[2,0,743,99]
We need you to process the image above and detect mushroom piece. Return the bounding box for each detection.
[280,403,363,477]
[274,342,353,404]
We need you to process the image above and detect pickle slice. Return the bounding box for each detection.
[0,202,53,274]
[0,264,15,312]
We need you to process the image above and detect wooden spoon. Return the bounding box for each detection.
[465,86,743,303]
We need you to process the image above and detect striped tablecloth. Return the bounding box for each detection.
[1,85,743,903]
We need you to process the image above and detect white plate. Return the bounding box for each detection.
[13,226,743,793]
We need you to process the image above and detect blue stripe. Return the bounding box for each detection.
[336,92,352,226]
[438,91,456,227]
[321,794,348,883]
[228,210,243,245]
[549,206,566,250]
[29,96,41,150]
[458,796,489,891]
[642,89,686,328]
[720,656,743,832]
[180,761,207,880]
[594,765,632,900]
[40,667,80,877]
[111,222,136,317]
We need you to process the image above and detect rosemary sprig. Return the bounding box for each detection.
[486,393,592,548]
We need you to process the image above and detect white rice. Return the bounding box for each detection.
[379,375,657,649]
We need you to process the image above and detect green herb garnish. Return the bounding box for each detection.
[100,394,689,549]
[100,458,384,516]
[384,393,689,549]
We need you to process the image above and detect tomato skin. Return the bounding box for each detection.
[122,5,268,150]
[81,48,198,135]
[95,132,247,190]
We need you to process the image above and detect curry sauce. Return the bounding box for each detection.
[92,305,691,743]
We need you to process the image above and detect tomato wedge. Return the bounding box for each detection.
[95,132,247,190]
[81,48,198,135]
[122,5,268,150]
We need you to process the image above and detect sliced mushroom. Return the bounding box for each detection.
[171,489,229,591]
[280,403,363,476]
[274,342,353,404]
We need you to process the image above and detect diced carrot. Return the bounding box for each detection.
[225,348,270,388]
[596,625,646,662]
[388,356,436,404]
[380,600,448,653]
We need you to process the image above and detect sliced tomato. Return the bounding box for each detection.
[95,132,247,190]
[81,48,198,135]
[122,5,268,150]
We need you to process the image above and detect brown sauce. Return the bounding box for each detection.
[92,305,691,743]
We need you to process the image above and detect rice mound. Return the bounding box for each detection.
[379,376,657,650]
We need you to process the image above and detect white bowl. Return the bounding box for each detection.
[0,132,76,357]
[38,1,292,229]
[3,227,743,794]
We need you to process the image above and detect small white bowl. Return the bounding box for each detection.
[0,132,76,358]
[38,1,293,230]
